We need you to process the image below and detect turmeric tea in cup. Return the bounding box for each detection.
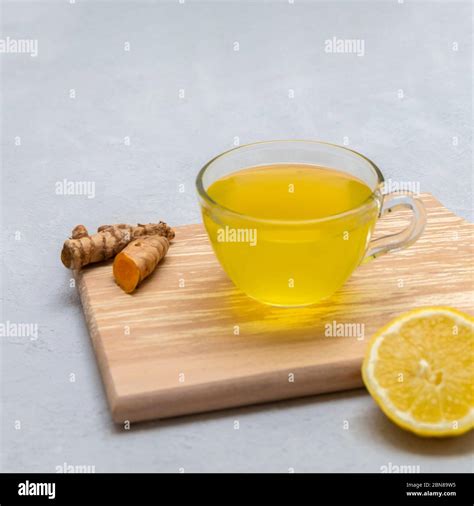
[196,141,425,307]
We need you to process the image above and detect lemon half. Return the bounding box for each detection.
[362,307,474,437]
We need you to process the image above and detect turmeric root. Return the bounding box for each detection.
[113,235,170,293]
[61,222,174,270]
[71,224,89,239]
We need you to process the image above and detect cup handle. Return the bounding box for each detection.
[362,193,426,264]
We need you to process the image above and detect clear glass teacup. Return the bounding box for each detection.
[196,140,426,307]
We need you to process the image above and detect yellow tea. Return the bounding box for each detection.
[202,164,379,306]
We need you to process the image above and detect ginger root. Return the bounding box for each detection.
[113,235,170,293]
[61,222,174,270]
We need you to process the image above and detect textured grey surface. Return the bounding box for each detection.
[1,1,473,473]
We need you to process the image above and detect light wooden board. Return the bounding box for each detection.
[76,193,473,423]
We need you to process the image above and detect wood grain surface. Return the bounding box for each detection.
[76,193,473,423]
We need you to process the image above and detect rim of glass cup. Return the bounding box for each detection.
[196,140,385,225]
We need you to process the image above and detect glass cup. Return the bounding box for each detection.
[196,140,426,307]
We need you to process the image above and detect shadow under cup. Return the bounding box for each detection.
[196,141,426,307]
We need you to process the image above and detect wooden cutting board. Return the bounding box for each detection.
[76,193,473,423]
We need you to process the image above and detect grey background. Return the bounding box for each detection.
[1,0,473,473]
